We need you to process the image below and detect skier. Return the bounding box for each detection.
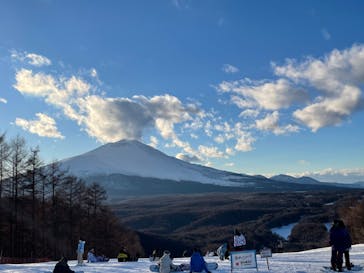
[233,229,246,251]
[189,248,211,273]
[53,257,75,273]
[77,239,86,266]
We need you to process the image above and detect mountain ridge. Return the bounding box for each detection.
[58,140,362,198]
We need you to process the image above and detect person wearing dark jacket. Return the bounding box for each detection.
[189,249,211,273]
[118,246,130,262]
[53,257,75,273]
[338,220,353,270]
[329,219,352,272]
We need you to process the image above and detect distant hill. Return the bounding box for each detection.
[59,140,359,199]
[270,174,322,184]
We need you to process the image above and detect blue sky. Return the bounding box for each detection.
[1,0,364,183]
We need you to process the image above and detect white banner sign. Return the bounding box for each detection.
[260,247,272,258]
[230,250,257,270]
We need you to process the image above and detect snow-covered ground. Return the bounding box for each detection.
[1,244,364,273]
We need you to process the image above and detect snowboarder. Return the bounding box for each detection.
[158,250,178,273]
[87,248,109,262]
[77,239,86,266]
[233,228,246,251]
[189,248,211,273]
[338,220,353,270]
[53,257,75,273]
[329,219,351,272]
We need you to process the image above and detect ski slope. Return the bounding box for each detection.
[1,244,364,273]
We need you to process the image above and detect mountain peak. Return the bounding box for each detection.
[59,139,255,187]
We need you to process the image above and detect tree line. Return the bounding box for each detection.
[0,134,143,261]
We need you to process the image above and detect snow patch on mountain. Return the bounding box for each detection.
[60,140,253,187]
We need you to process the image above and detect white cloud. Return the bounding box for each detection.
[217,44,364,134]
[222,64,239,74]
[293,85,361,131]
[13,69,203,144]
[218,78,308,110]
[239,109,259,118]
[274,44,364,131]
[233,123,255,152]
[0,98,7,104]
[298,167,364,183]
[15,113,64,139]
[11,50,51,67]
[198,145,224,158]
[255,111,300,135]
[78,96,154,142]
[214,135,225,144]
[149,136,158,148]
[26,53,51,66]
[225,147,235,156]
[13,69,91,123]
[14,69,58,97]
[90,68,98,78]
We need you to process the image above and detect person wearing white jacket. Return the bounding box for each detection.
[158,250,177,273]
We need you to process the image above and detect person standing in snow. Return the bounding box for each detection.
[158,250,178,273]
[189,248,211,273]
[76,239,85,266]
[233,229,246,251]
[338,220,352,270]
[329,219,352,272]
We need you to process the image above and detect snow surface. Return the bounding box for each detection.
[1,244,364,273]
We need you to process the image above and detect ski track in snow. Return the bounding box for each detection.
[1,245,364,273]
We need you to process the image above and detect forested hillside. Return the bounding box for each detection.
[0,134,143,261]
[113,191,364,256]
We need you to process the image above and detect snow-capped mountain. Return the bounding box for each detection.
[60,139,255,187]
[59,140,354,199]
